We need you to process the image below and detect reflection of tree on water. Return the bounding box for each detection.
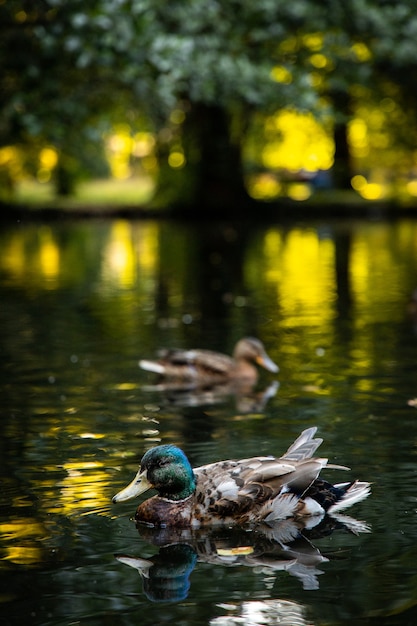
[156,221,255,341]
[115,513,370,603]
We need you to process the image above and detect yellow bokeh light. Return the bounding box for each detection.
[287,182,312,201]
[36,168,52,183]
[351,42,372,62]
[302,33,323,51]
[309,53,328,69]
[351,174,367,191]
[248,174,282,200]
[132,132,155,158]
[406,180,417,196]
[349,118,368,146]
[310,72,324,88]
[142,155,158,172]
[15,10,27,22]
[349,118,369,158]
[106,126,136,179]
[39,147,58,169]
[262,110,333,172]
[279,36,299,54]
[170,109,186,125]
[0,146,18,165]
[112,162,132,179]
[0,146,25,185]
[270,66,292,84]
[168,151,186,169]
[358,182,384,200]
[352,174,387,200]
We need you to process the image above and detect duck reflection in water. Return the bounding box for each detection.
[138,337,279,413]
[115,514,370,603]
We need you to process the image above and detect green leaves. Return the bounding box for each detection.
[2,0,417,200]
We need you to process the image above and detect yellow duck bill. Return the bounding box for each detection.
[113,469,152,503]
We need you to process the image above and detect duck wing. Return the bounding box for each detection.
[193,428,348,523]
[140,348,233,377]
[194,455,327,522]
[281,426,323,461]
[173,349,233,375]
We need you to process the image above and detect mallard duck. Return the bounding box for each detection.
[112,427,370,528]
[138,337,279,384]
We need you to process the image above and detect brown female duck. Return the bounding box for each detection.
[112,427,371,529]
[139,337,279,384]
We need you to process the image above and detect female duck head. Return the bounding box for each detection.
[112,444,196,503]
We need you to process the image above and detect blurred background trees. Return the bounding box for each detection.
[1,0,417,211]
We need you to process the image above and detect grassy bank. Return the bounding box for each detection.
[2,175,417,221]
[8,177,155,213]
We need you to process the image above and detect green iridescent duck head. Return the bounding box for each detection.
[113,445,197,503]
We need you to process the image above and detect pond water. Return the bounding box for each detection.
[1,215,417,625]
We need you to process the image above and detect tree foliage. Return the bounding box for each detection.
[2,0,417,205]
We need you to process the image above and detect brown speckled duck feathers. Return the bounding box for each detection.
[139,337,279,384]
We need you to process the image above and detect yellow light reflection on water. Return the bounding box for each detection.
[4,546,43,566]
[0,221,160,299]
[46,460,111,516]
[0,226,60,285]
[39,227,60,282]
[349,224,408,323]
[260,228,336,326]
[102,220,136,287]
[0,520,46,540]
[135,221,158,272]
[280,231,335,325]
[0,232,26,280]
[0,519,47,566]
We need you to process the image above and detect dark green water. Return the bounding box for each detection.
[1,216,417,625]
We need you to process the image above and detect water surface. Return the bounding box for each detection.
[1,216,417,625]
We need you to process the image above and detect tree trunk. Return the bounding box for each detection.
[329,91,354,190]
[333,120,353,190]
[153,103,252,214]
[54,153,78,196]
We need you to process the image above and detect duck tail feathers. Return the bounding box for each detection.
[282,427,323,462]
[263,493,300,523]
[139,359,166,374]
[328,480,371,513]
